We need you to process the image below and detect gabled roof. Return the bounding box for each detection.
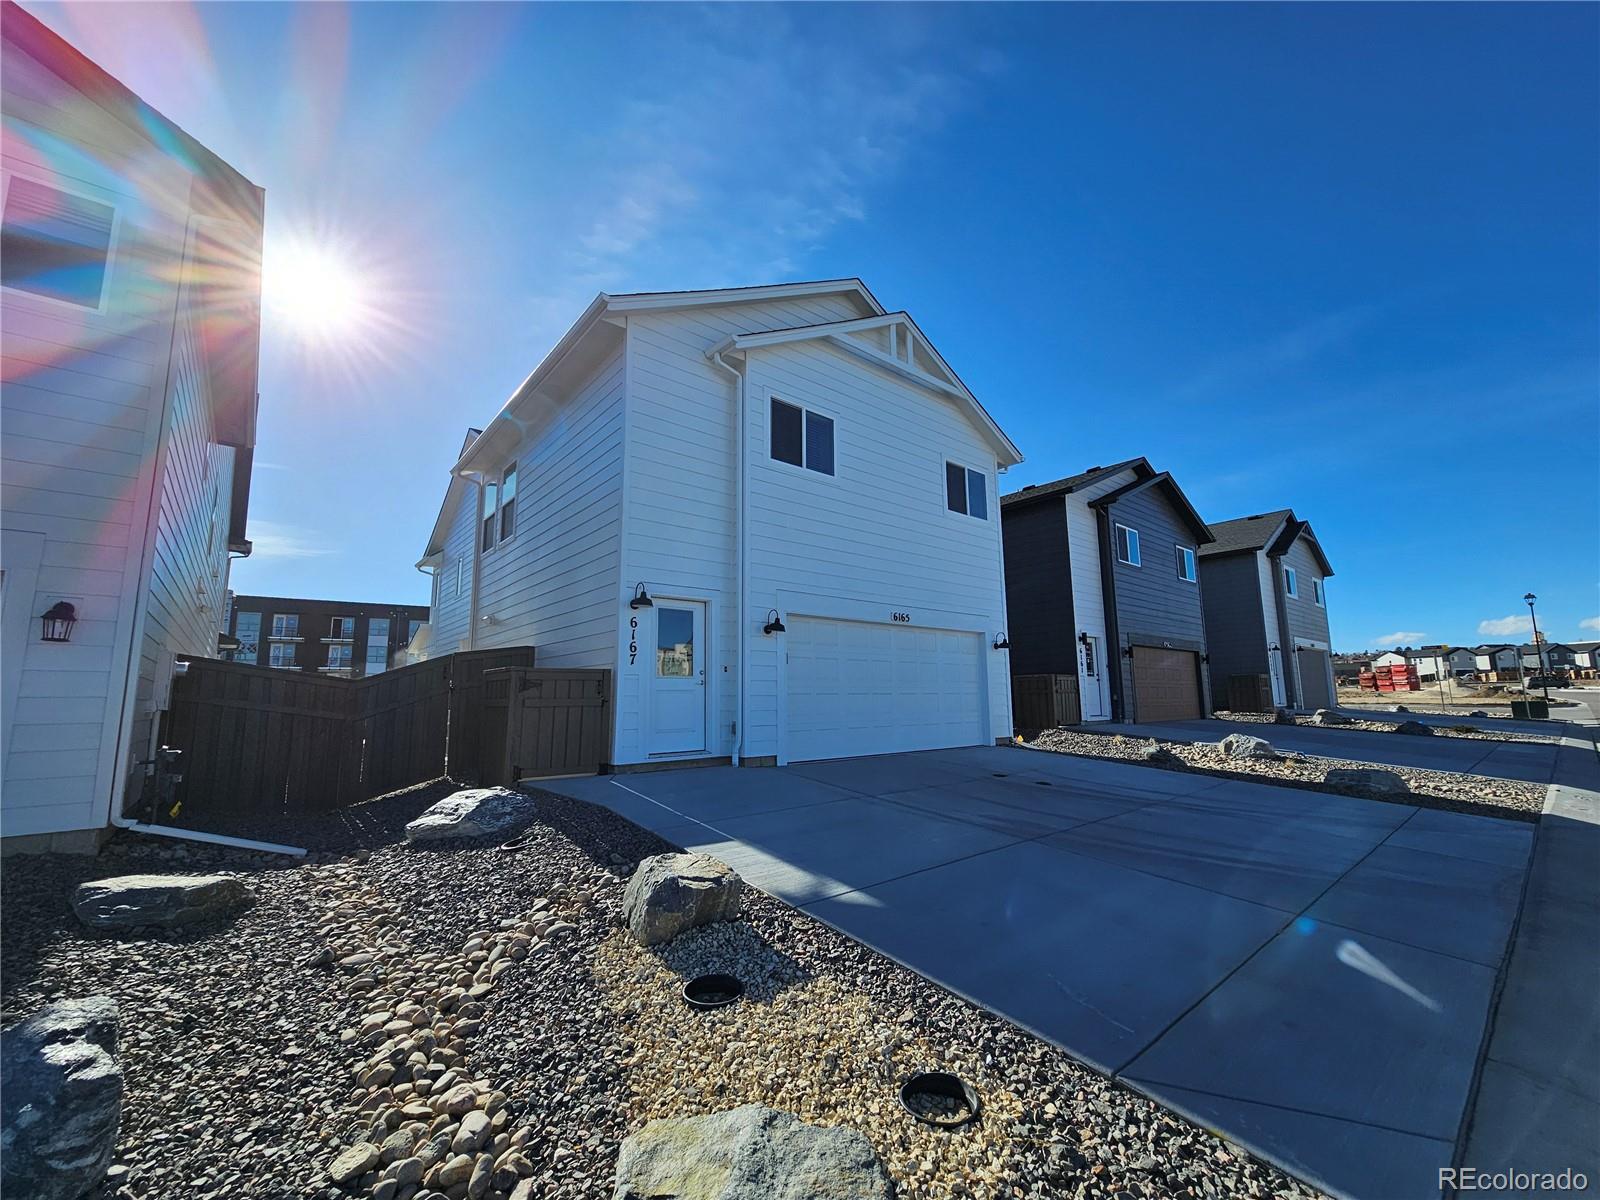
[1471,643,1516,654]
[709,309,1021,465]
[1200,508,1334,576]
[1568,641,1600,653]
[419,428,484,562]
[1000,459,1147,508]
[1087,471,1214,544]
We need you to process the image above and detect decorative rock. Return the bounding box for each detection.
[1325,767,1411,796]
[1309,709,1349,727]
[1217,733,1277,760]
[436,1083,478,1116]
[612,1105,892,1200]
[437,1153,474,1187]
[1469,710,1489,718]
[1390,704,1410,713]
[404,788,534,843]
[393,1156,425,1187]
[1272,708,1296,725]
[71,874,253,930]
[0,996,123,1200]
[1138,742,1183,768]
[329,1141,382,1184]
[1392,720,1434,737]
[452,1110,491,1154]
[621,853,743,947]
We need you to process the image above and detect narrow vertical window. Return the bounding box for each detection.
[1116,525,1141,566]
[804,411,834,476]
[945,462,968,514]
[771,398,803,467]
[481,480,498,552]
[499,463,517,540]
[1176,546,1197,582]
[1285,566,1299,597]
[966,469,987,520]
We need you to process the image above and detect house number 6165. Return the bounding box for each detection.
[891,612,911,623]
[628,615,638,665]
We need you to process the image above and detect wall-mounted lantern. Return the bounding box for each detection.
[1123,646,1135,658]
[1078,631,1089,646]
[992,632,1010,650]
[629,583,653,610]
[763,609,786,635]
[40,601,77,643]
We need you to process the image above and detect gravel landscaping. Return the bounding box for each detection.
[1211,709,1557,745]
[1026,729,1545,820]
[2,778,1326,1200]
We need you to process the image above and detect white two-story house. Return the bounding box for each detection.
[416,279,1022,767]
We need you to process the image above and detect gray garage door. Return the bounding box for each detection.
[1298,648,1334,709]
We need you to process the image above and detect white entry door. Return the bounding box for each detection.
[1268,646,1287,707]
[1080,635,1106,720]
[647,600,706,755]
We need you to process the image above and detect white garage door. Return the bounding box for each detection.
[785,617,986,762]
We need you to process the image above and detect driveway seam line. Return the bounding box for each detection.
[1117,1075,1458,1143]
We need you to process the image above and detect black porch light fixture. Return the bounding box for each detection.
[40,600,77,643]
[763,609,786,635]
[993,632,1010,650]
[629,582,653,610]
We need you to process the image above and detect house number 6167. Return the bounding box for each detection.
[628,615,638,665]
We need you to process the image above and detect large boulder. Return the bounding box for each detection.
[1138,742,1184,768]
[1325,767,1411,796]
[622,853,742,947]
[1309,709,1349,727]
[1217,733,1277,760]
[1,997,122,1200]
[1271,708,1296,725]
[404,787,532,843]
[72,874,253,931]
[612,1105,891,1200]
[1392,720,1435,737]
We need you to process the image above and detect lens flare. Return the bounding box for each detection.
[263,238,368,342]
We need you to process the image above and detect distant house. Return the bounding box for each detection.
[1522,642,1578,672]
[1198,510,1335,711]
[415,279,1021,767]
[1472,644,1522,678]
[1001,458,1214,722]
[1,4,263,851]
[1399,645,1475,681]
[1570,641,1600,677]
[224,595,429,677]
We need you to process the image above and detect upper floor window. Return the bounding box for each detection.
[946,462,988,520]
[499,463,517,541]
[1,177,115,309]
[1176,545,1197,582]
[233,612,261,663]
[456,558,466,597]
[770,398,834,476]
[268,642,296,668]
[329,616,355,639]
[326,643,353,669]
[481,480,499,552]
[270,613,300,638]
[1115,524,1141,566]
[1285,566,1299,598]
[1312,577,1324,606]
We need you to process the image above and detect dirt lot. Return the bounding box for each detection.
[1333,682,1582,716]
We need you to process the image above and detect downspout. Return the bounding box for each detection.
[1092,502,1126,721]
[707,350,745,766]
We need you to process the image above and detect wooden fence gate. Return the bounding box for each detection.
[499,668,612,781]
[157,647,536,823]
[1224,673,1275,714]
[1011,673,1082,732]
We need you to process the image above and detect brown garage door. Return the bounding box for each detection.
[1131,645,1202,721]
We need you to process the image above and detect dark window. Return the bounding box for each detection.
[2,178,114,308]
[945,462,967,514]
[499,463,517,540]
[1116,524,1141,566]
[1176,546,1197,582]
[771,399,803,467]
[481,481,498,552]
[967,469,987,520]
[804,411,834,476]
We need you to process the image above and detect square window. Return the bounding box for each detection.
[804,411,834,476]
[271,613,299,638]
[771,399,803,467]
[1,178,114,308]
[269,642,296,668]
[945,463,989,520]
[1177,545,1197,582]
[1116,524,1141,566]
[945,462,968,514]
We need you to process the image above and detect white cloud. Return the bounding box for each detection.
[1373,631,1426,646]
[1581,616,1600,632]
[1478,615,1533,637]
[248,521,336,560]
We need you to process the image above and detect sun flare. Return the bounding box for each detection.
[263,238,369,342]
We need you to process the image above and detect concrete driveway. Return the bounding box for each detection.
[1093,716,1560,784]
[543,746,1534,1199]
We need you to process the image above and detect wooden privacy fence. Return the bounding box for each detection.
[1011,673,1081,732]
[157,647,536,822]
[1224,673,1275,714]
[499,667,612,781]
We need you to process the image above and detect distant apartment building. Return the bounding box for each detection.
[224,595,429,677]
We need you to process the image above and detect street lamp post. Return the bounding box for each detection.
[1524,592,1549,703]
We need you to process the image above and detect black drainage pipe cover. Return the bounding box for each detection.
[899,1071,981,1128]
[682,974,744,1010]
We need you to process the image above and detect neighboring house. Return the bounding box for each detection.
[1395,645,1475,681]
[1569,641,1600,678]
[1472,644,1522,678]
[1332,654,1371,681]
[1000,458,1214,722]
[1522,642,1577,673]
[1,4,263,850]
[415,280,1022,767]
[224,595,428,677]
[1197,510,1335,711]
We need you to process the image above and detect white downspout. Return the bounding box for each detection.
[708,350,745,766]
[109,810,305,856]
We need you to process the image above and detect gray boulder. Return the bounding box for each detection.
[404,787,532,843]
[1,996,122,1200]
[1217,733,1277,760]
[1325,767,1411,796]
[1272,708,1296,725]
[72,874,252,931]
[1389,704,1410,713]
[612,1105,891,1200]
[1309,709,1349,727]
[1392,720,1435,737]
[1469,710,1489,718]
[622,853,742,947]
[1138,742,1184,768]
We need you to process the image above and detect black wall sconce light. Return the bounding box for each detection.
[1077,631,1089,645]
[629,583,653,610]
[1268,642,1281,652]
[763,609,786,635]
[1123,646,1135,658]
[1201,653,1210,664]
[40,601,77,643]
[992,632,1009,650]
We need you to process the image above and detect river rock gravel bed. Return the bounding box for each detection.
[3,778,1325,1200]
[1027,729,1544,819]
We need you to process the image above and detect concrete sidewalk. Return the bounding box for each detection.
[1458,727,1600,1195]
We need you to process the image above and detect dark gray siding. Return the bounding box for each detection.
[1001,497,1077,676]
[1280,535,1331,646]
[1199,552,1268,704]
[1104,486,1211,716]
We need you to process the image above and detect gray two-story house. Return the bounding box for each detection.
[1198,509,1335,712]
[1001,458,1215,722]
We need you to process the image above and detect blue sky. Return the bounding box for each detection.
[29,2,1600,651]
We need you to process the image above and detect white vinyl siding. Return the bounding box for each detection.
[426,486,478,655]
[1063,470,1136,722]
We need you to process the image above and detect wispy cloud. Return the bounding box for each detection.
[249,521,336,560]
[1478,615,1533,637]
[1170,302,1386,403]
[1373,630,1426,646]
[1581,616,1600,633]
